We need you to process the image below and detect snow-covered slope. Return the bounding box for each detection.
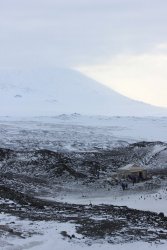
[0,68,167,116]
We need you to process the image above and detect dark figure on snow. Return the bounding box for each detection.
[139,172,143,181]
[121,182,126,191]
[132,176,136,186]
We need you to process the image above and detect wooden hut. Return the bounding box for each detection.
[117,163,147,181]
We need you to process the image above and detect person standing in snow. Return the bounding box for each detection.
[121,182,125,191]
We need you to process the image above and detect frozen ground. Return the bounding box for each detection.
[0,115,167,249]
[0,115,167,151]
[55,185,167,216]
[1,212,167,250]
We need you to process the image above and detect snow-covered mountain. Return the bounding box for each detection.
[0,68,167,116]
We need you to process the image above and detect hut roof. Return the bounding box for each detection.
[118,164,146,173]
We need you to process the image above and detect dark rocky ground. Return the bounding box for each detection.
[0,142,167,245]
[0,140,167,183]
[1,185,167,245]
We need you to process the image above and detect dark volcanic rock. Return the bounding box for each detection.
[0,148,15,161]
[1,185,167,244]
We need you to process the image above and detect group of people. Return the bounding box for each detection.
[120,173,145,191]
[128,175,137,185]
[121,175,138,190]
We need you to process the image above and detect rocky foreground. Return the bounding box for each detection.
[0,185,167,245]
[0,142,167,245]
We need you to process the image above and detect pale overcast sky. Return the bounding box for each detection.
[0,0,167,107]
